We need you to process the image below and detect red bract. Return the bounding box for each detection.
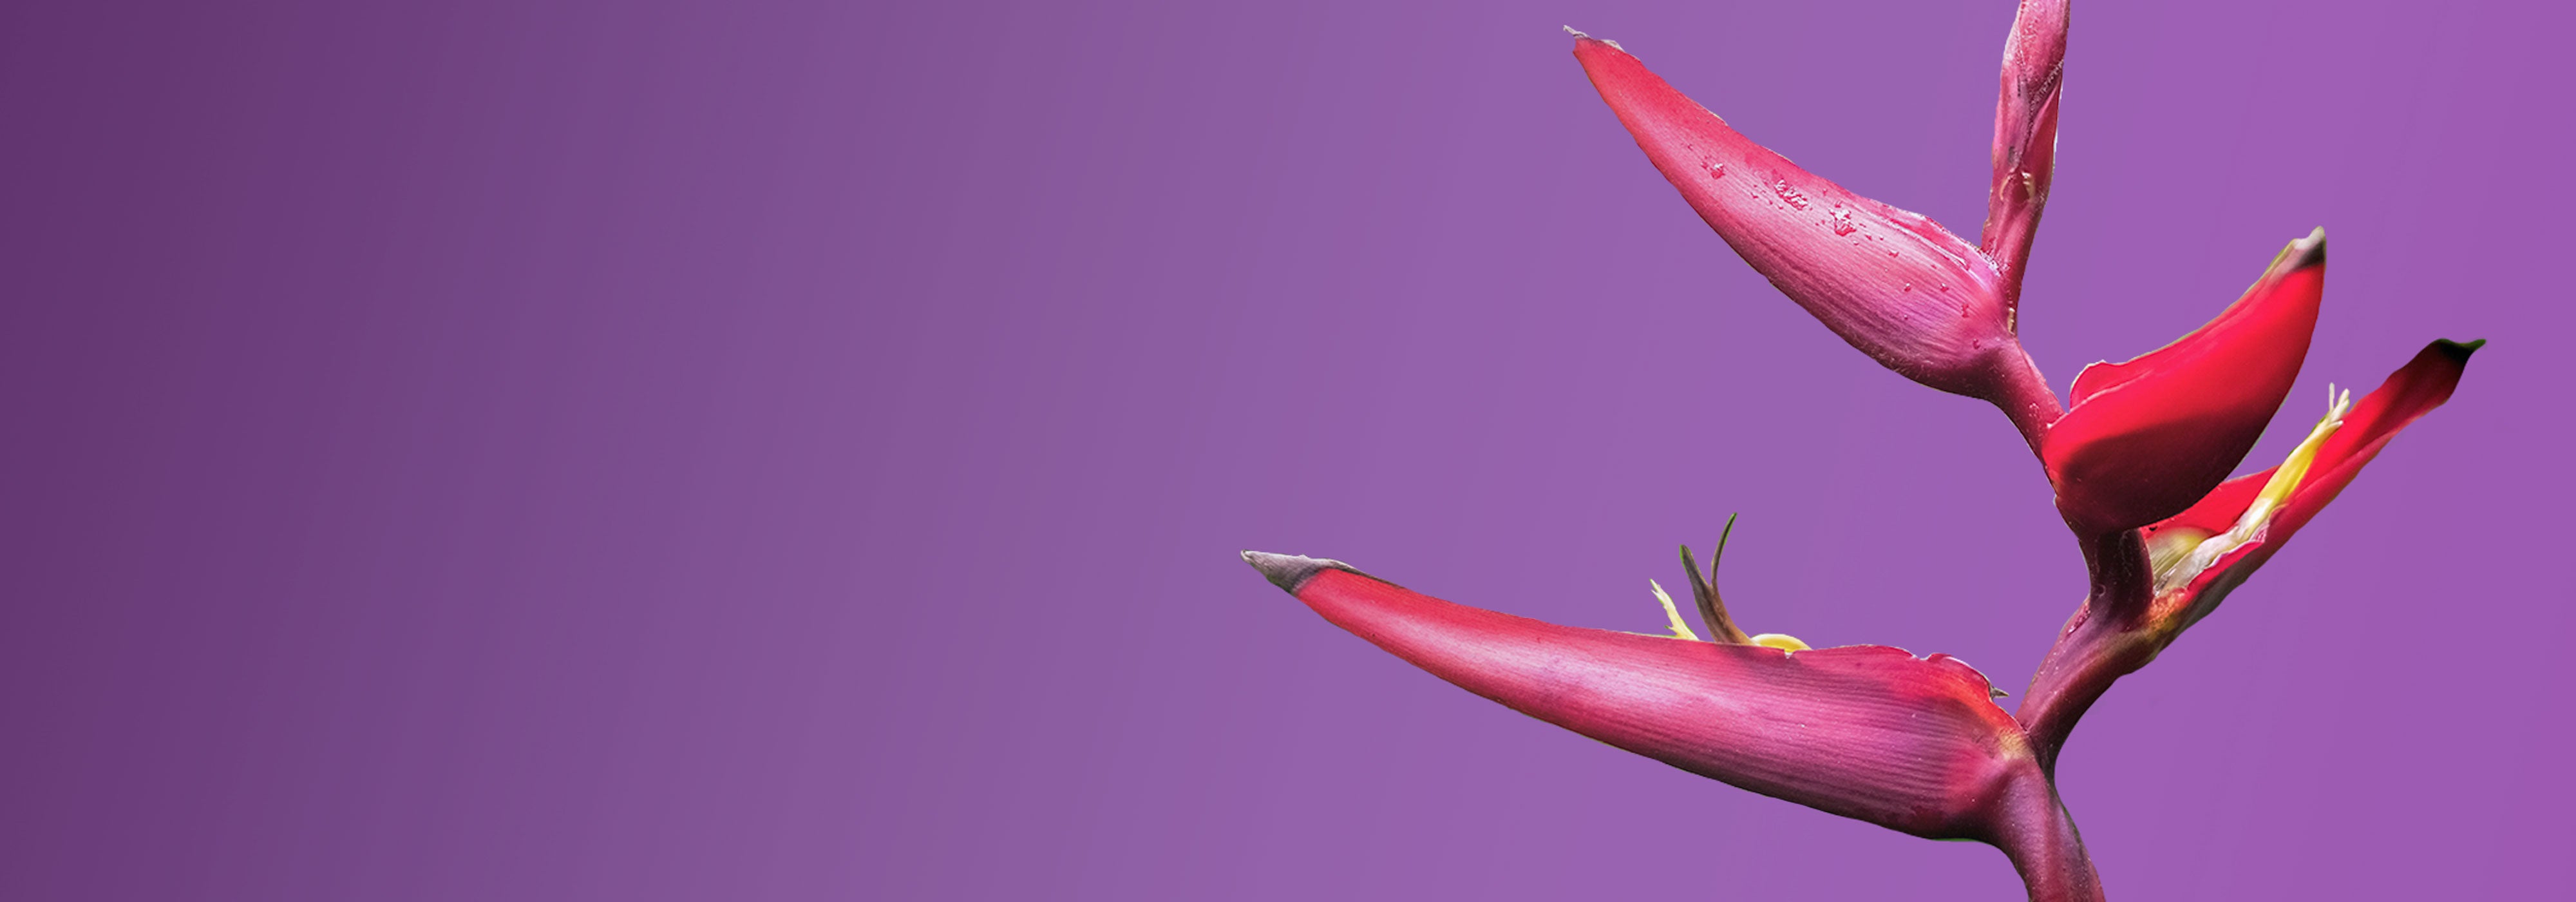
[2043,231,2325,537]
[1244,3,2477,899]
[2143,338,2480,631]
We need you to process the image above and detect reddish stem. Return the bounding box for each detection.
[1991,761,2105,902]
[2077,528,2154,628]
[2012,581,2159,774]
[2013,526,2159,772]
[1987,342,2062,457]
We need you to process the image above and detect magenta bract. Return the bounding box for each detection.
[1572,37,2025,403]
[1244,552,2035,840]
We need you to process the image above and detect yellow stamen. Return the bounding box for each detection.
[2154,385,2351,595]
[2242,383,2353,523]
[1649,580,1704,640]
[2145,526,2213,578]
[1748,633,1811,652]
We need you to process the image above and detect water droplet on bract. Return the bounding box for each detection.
[1828,209,1856,236]
[1902,282,1913,291]
[1707,160,1727,178]
[1772,179,1810,210]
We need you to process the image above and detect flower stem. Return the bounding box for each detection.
[2015,604,2152,774]
[1987,343,2062,457]
[1992,763,2105,902]
[2078,528,2154,628]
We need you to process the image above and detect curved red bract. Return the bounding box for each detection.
[2148,338,2481,622]
[2044,238,2323,537]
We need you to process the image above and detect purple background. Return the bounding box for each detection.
[3,0,2566,899]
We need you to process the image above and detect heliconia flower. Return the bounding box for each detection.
[1571,34,2025,403]
[2041,229,2325,537]
[2141,338,2479,629]
[1239,550,2037,841]
[1252,6,2472,897]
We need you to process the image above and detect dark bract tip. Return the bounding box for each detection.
[1241,552,1355,593]
[2284,227,2327,271]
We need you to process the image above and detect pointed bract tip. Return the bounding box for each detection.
[1241,551,1354,593]
[1564,27,1622,52]
[2283,227,2327,271]
[2439,338,2486,360]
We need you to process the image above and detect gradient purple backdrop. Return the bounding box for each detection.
[1,0,2566,899]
